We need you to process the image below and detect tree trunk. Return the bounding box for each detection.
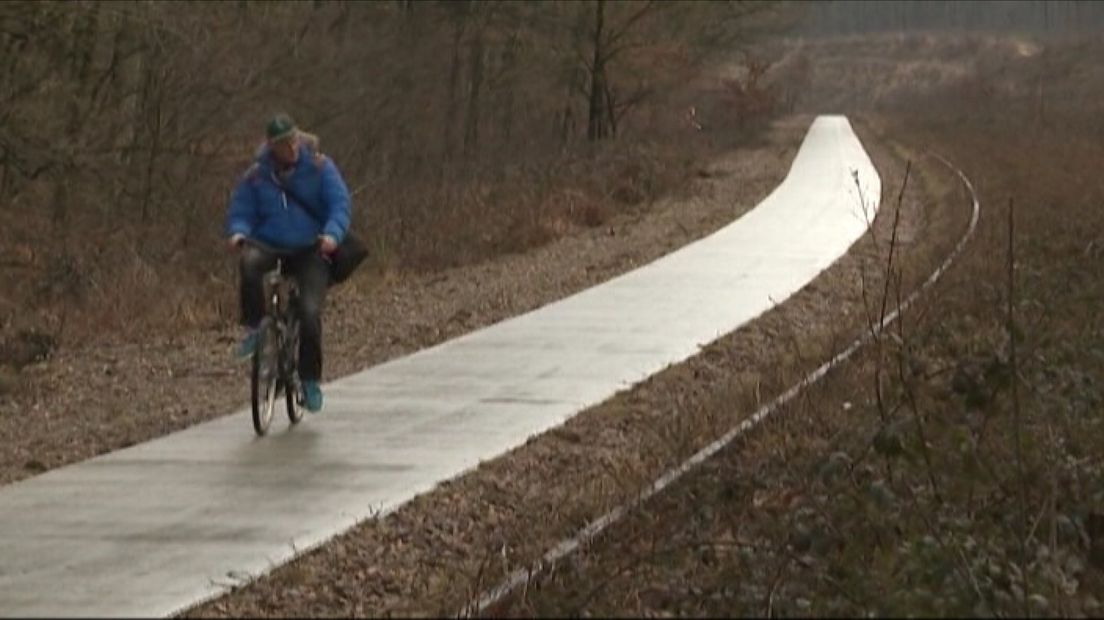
[389,5,421,180]
[603,79,617,138]
[463,28,484,158]
[587,0,607,142]
[141,92,162,225]
[50,170,69,234]
[499,32,519,145]
[0,153,8,202]
[71,2,100,88]
[52,2,103,232]
[442,11,466,166]
[112,10,143,166]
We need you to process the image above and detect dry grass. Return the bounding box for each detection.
[0,1,787,355]
[0,109,800,488]
[0,74,771,357]
[183,113,945,618]
[14,26,1103,619]
[182,31,1104,618]
[488,32,1104,618]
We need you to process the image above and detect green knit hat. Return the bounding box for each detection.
[266,113,297,142]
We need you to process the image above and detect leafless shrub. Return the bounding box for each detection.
[0,0,792,348]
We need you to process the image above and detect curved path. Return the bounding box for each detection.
[0,115,879,617]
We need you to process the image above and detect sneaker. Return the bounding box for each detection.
[302,380,323,413]
[236,328,260,359]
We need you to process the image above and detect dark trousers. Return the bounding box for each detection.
[240,244,330,381]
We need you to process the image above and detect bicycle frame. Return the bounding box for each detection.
[252,258,304,435]
[243,238,320,435]
[264,262,301,391]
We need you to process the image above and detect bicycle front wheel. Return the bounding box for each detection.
[285,317,304,426]
[251,317,280,436]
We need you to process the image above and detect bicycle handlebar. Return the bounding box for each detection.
[238,237,326,257]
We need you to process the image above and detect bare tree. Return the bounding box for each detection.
[0,0,792,343]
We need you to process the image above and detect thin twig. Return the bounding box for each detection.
[896,266,943,504]
[1007,196,1031,617]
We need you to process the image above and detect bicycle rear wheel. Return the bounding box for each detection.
[251,317,279,436]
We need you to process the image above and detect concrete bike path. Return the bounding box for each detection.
[0,115,880,617]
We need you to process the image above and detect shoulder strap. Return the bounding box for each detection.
[265,171,325,227]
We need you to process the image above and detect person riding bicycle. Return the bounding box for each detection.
[225,113,351,413]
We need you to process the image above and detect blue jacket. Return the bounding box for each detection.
[225,143,351,250]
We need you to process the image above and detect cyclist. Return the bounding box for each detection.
[225,113,351,413]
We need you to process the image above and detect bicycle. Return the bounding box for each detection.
[251,254,305,436]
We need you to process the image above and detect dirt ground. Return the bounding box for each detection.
[179,114,964,617]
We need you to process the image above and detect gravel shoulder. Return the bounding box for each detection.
[181,117,962,617]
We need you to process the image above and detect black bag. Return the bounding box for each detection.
[266,172,368,285]
[326,231,369,284]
